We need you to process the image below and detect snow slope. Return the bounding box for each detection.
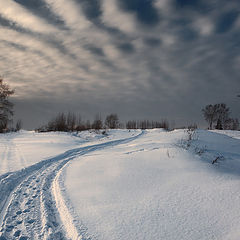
[0,129,240,240]
[0,129,141,239]
[62,129,240,240]
[212,130,240,140]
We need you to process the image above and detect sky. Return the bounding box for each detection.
[0,0,239,129]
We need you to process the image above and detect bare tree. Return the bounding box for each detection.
[77,114,82,127]
[85,120,91,130]
[15,119,22,131]
[126,119,169,130]
[76,114,85,131]
[202,104,218,129]
[92,114,102,130]
[105,114,119,129]
[126,120,137,129]
[223,118,239,130]
[232,118,239,130]
[67,112,76,131]
[216,103,230,130]
[0,78,14,132]
[202,103,234,130]
[47,113,67,131]
[76,117,92,132]
[158,120,169,130]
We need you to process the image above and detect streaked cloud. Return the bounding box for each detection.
[0,0,56,33]
[0,0,239,128]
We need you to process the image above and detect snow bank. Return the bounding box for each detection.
[63,129,240,240]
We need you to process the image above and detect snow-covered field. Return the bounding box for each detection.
[211,130,240,140]
[0,129,240,239]
[0,130,141,175]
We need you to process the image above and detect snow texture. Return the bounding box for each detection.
[63,129,240,240]
[0,129,142,239]
[0,129,240,240]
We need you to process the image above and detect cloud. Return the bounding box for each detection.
[215,10,239,33]
[117,0,160,26]
[84,44,105,57]
[44,0,91,30]
[0,0,239,129]
[0,0,57,33]
[13,0,66,27]
[192,16,214,36]
[143,37,161,47]
[174,0,205,10]
[116,42,135,54]
[75,0,102,22]
[101,0,137,33]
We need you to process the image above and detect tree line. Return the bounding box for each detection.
[36,112,170,132]
[0,78,239,132]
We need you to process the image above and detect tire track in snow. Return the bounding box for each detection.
[0,143,9,175]
[14,143,28,170]
[0,131,144,239]
[0,137,26,175]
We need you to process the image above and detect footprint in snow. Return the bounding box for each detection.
[5,225,14,232]
[23,209,30,213]
[16,220,23,225]
[25,200,32,205]
[13,201,19,206]
[19,236,28,240]
[27,219,35,224]
[14,230,21,237]
[6,218,13,225]
[16,210,22,215]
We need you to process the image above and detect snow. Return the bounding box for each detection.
[0,129,141,175]
[0,129,141,239]
[211,130,240,140]
[63,129,240,240]
[0,130,84,175]
[0,129,240,240]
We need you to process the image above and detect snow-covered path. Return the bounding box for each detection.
[0,130,143,239]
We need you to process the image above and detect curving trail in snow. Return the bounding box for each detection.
[0,131,144,240]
